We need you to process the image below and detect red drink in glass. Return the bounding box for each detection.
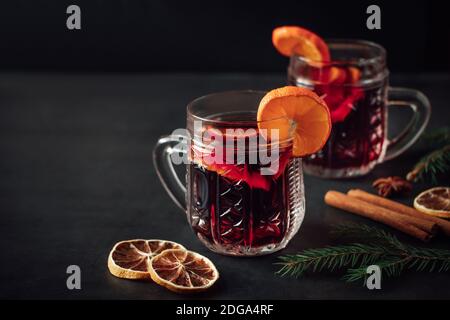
[154,91,305,256]
[304,79,387,170]
[189,118,293,250]
[288,40,430,178]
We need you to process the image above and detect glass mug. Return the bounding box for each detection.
[153,91,305,256]
[288,40,431,178]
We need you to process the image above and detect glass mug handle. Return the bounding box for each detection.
[384,87,431,161]
[153,134,188,211]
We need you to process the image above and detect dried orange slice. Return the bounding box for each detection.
[108,239,185,279]
[272,26,330,61]
[414,187,450,218]
[257,86,331,157]
[148,249,219,293]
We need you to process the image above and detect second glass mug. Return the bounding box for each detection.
[288,40,431,178]
[154,91,305,256]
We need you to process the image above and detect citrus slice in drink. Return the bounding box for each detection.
[272,26,330,61]
[192,126,292,190]
[312,66,347,84]
[108,239,185,279]
[328,87,364,123]
[148,249,219,293]
[347,67,361,83]
[327,67,347,84]
[414,187,450,218]
[257,86,331,157]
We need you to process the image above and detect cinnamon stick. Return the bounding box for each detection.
[348,189,450,237]
[324,191,436,242]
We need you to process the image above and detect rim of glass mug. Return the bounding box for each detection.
[289,39,389,87]
[187,90,287,124]
[186,90,296,148]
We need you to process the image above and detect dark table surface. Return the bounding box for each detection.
[0,72,449,300]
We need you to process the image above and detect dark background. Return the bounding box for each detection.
[0,0,448,73]
[0,1,450,300]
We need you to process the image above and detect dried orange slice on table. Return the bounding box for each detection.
[148,249,219,293]
[108,239,185,279]
[414,187,450,219]
[257,86,332,157]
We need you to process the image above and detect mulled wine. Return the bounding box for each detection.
[299,79,388,172]
[188,117,298,254]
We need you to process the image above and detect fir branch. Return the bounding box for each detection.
[276,223,450,283]
[406,144,450,183]
[343,247,450,282]
[343,257,410,282]
[331,222,406,251]
[276,244,387,278]
[405,246,450,273]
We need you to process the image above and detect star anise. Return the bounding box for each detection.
[372,176,413,198]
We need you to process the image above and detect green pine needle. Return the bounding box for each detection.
[331,222,406,250]
[407,127,450,183]
[343,257,409,282]
[276,244,387,278]
[276,223,450,283]
[407,144,450,183]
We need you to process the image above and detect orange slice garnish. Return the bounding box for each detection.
[257,86,331,157]
[272,26,330,61]
[108,239,185,279]
[148,249,219,293]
